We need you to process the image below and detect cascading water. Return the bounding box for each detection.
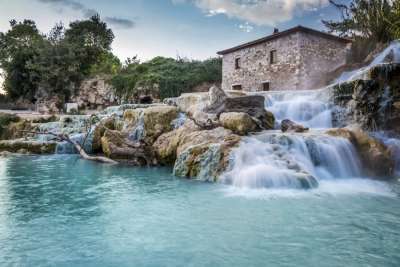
[260,88,333,128]
[373,132,400,176]
[55,130,94,154]
[128,110,145,141]
[36,115,95,154]
[223,42,400,191]
[171,112,187,129]
[221,132,362,189]
[335,40,400,83]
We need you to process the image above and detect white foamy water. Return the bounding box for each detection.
[260,88,333,128]
[221,179,395,199]
[221,132,362,190]
[336,40,400,83]
[222,42,400,193]
[373,132,400,176]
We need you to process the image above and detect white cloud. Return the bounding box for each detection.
[238,22,254,32]
[174,0,328,26]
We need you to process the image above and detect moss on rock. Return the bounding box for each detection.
[0,140,56,154]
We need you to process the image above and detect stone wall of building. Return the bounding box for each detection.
[297,32,349,89]
[221,31,349,92]
[221,33,301,92]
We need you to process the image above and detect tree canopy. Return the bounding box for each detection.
[0,15,222,106]
[0,15,115,102]
[110,56,222,101]
[323,0,400,62]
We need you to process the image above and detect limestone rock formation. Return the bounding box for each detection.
[0,140,57,154]
[219,112,257,135]
[120,105,179,143]
[153,120,200,165]
[153,120,241,181]
[281,119,309,133]
[332,64,400,133]
[165,87,275,131]
[326,128,394,177]
[72,76,118,110]
[164,93,209,114]
[92,116,117,152]
[101,129,156,165]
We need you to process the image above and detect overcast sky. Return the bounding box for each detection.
[0,0,347,61]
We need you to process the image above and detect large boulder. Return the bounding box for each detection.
[123,109,142,130]
[153,120,200,165]
[122,105,178,144]
[153,121,241,181]
[173,127,241,181]
[203,86,227,114]
[0,140,56,154]
[164,93,209,114]
[221,95,275,130]
[101,129,156,165]
[219,112,257,135]
[165,88,275,131]
[281,119,309,133]
[326,128,394,177]
[92,116,117,153]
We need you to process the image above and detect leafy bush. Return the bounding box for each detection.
[110,56,222,101]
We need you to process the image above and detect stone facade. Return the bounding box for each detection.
[218,26,351,91]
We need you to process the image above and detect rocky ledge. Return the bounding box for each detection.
[0,86,274,182]
[0,84,398,184]
[326,127,394,178]
[332,63,400,132]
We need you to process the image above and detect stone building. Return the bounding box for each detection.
[217,26,351,91]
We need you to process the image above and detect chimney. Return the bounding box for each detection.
[273,28,279,34]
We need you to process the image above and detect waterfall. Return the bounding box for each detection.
[128,110,145,141]
[258,88,333,129]
[221,42,400,191]
[36,115,95,154]
[373,132,400,176]
[221,132,362,189]
[335,40,400,83]
[171,112,187,129]
[55,130,94,154]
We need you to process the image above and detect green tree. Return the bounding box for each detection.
[0,15,115,103]
[89,51,122,75]
[110,56,222,101]
[64,14,114,75]
[0,19,45,100]
[390,0,400,39]
[323,0,400,62]
[323,0,396,42]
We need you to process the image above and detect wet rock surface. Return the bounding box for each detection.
[219,112,257,135]
[281,119,309,133]
[332,64,400,133]
[154,120,241,181]
[326,127,394,178]
[0,140,57,154]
